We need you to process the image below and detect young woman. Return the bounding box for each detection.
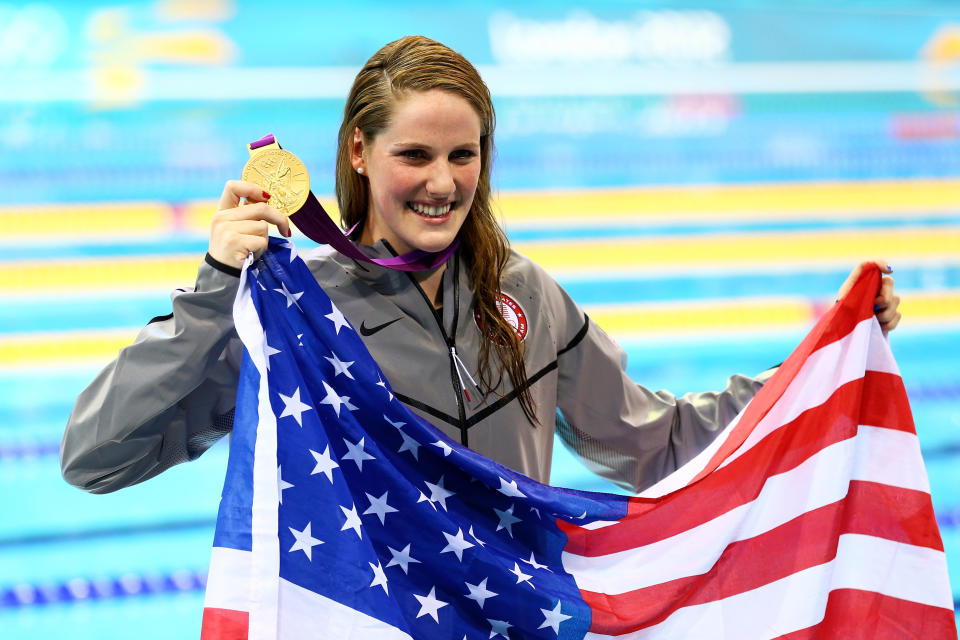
[61,36,901,495]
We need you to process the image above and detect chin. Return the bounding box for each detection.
[409,233,458,254]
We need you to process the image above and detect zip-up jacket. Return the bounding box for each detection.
[61,242,772,495]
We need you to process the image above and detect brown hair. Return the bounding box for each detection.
[335,35,536,424]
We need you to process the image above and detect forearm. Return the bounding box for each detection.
[61,261,242,493]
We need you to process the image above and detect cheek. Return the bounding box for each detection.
[383,166,422,195]
[457,164,482,195]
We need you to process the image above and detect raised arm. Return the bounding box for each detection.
[60,181,291,493]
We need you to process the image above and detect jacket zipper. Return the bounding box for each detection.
[402,253,471,447]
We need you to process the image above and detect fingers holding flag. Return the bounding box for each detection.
[873,272,901,333]
[836,260,901,333]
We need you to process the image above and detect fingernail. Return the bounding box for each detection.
[284,227,292,238]
[262,191,271,200]
[886,265,893,272]
[874,304,882,312]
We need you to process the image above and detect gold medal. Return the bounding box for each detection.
[241,141,310,216]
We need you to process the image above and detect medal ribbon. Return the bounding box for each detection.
[249,134,459,272]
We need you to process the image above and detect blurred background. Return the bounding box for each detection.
[2,0,958,637]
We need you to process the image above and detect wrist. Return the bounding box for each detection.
[204,252,242,278]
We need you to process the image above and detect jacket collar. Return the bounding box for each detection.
[328,239,472,336]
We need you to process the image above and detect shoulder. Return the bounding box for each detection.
[501,249,572,305]
[301,244,350,284]
[501,249,560,291]
[499,248,584,338]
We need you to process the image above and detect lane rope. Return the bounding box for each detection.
[0,569,206,609]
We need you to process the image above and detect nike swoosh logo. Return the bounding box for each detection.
[359,317,402,337]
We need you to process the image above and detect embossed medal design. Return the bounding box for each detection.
[241,147,310,216]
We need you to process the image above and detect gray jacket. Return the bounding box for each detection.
[61,242,770,494]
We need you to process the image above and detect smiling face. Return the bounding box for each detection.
[353,89,483,255]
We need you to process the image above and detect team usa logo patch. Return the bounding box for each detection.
[475,292,528,342]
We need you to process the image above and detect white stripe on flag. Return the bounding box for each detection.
[234,255,281,640]
[204,546,252,611]
[562,426,927,595]
[721,318,893,470]
[584,534,953,640]
[637,317,883,498]
[203,546,417,638]
[277,578,413,640]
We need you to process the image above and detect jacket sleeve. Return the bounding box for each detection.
[60,259,244,494]
[553,291,775,494]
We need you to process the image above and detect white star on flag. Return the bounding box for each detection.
[272,282,304,309]
[494,504,522,538]
[288,522,323,561]
[383,414,405,429]
[488,618,512,638]
[468,525,487,548]
[431,440,452,456]
[396,429,420,460]
[339,503,363,539]
[263,344,281,370]
[522,551,550,571]
[385,544,420,575]
[363,491,398,525]
[277,466,294,504]
[308,445,339,482]
[416,490,437,511]
[324,352,355,379]
[342,436,375,471]
[464,577,497,609]
[424,476,454,511]
[277,387,312,427]
[538,600,572,634]
[413,586,447,623]
[279,238,298,262]
[319,381,357,418]
[324,302,351,334]
[510,562,534,588]
[377,376,394,401]
[497,477,526,498]
[368,561,389,595]
[440,528,475,562]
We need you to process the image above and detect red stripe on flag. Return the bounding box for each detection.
[686,266,881,486]
[773,588,958,639]
[583,481,942,635]
[201,607,249,640]
[560,372,911,556]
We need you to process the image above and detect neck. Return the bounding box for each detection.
[413,265,446,309]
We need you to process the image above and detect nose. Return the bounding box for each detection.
[425,159,455,199]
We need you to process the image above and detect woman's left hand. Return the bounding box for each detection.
[836,260,901,333]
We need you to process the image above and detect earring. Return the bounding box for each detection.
[356,167,364,175]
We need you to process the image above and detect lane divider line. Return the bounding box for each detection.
[1,569,207,609]
[2,292,960,367]
[3,227,960,292]
[6,178,960,238]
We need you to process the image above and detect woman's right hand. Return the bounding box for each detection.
[208,180,293,269]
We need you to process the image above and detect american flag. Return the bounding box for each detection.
[201,238,956,639]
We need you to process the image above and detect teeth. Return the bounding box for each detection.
[410,202,452,217]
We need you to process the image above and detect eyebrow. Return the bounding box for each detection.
[390,141,481,149]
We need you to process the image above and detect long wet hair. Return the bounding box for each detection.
[335,35,536,424]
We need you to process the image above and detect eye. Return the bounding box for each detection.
[450,149,477,162]
[399,149,427,160]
